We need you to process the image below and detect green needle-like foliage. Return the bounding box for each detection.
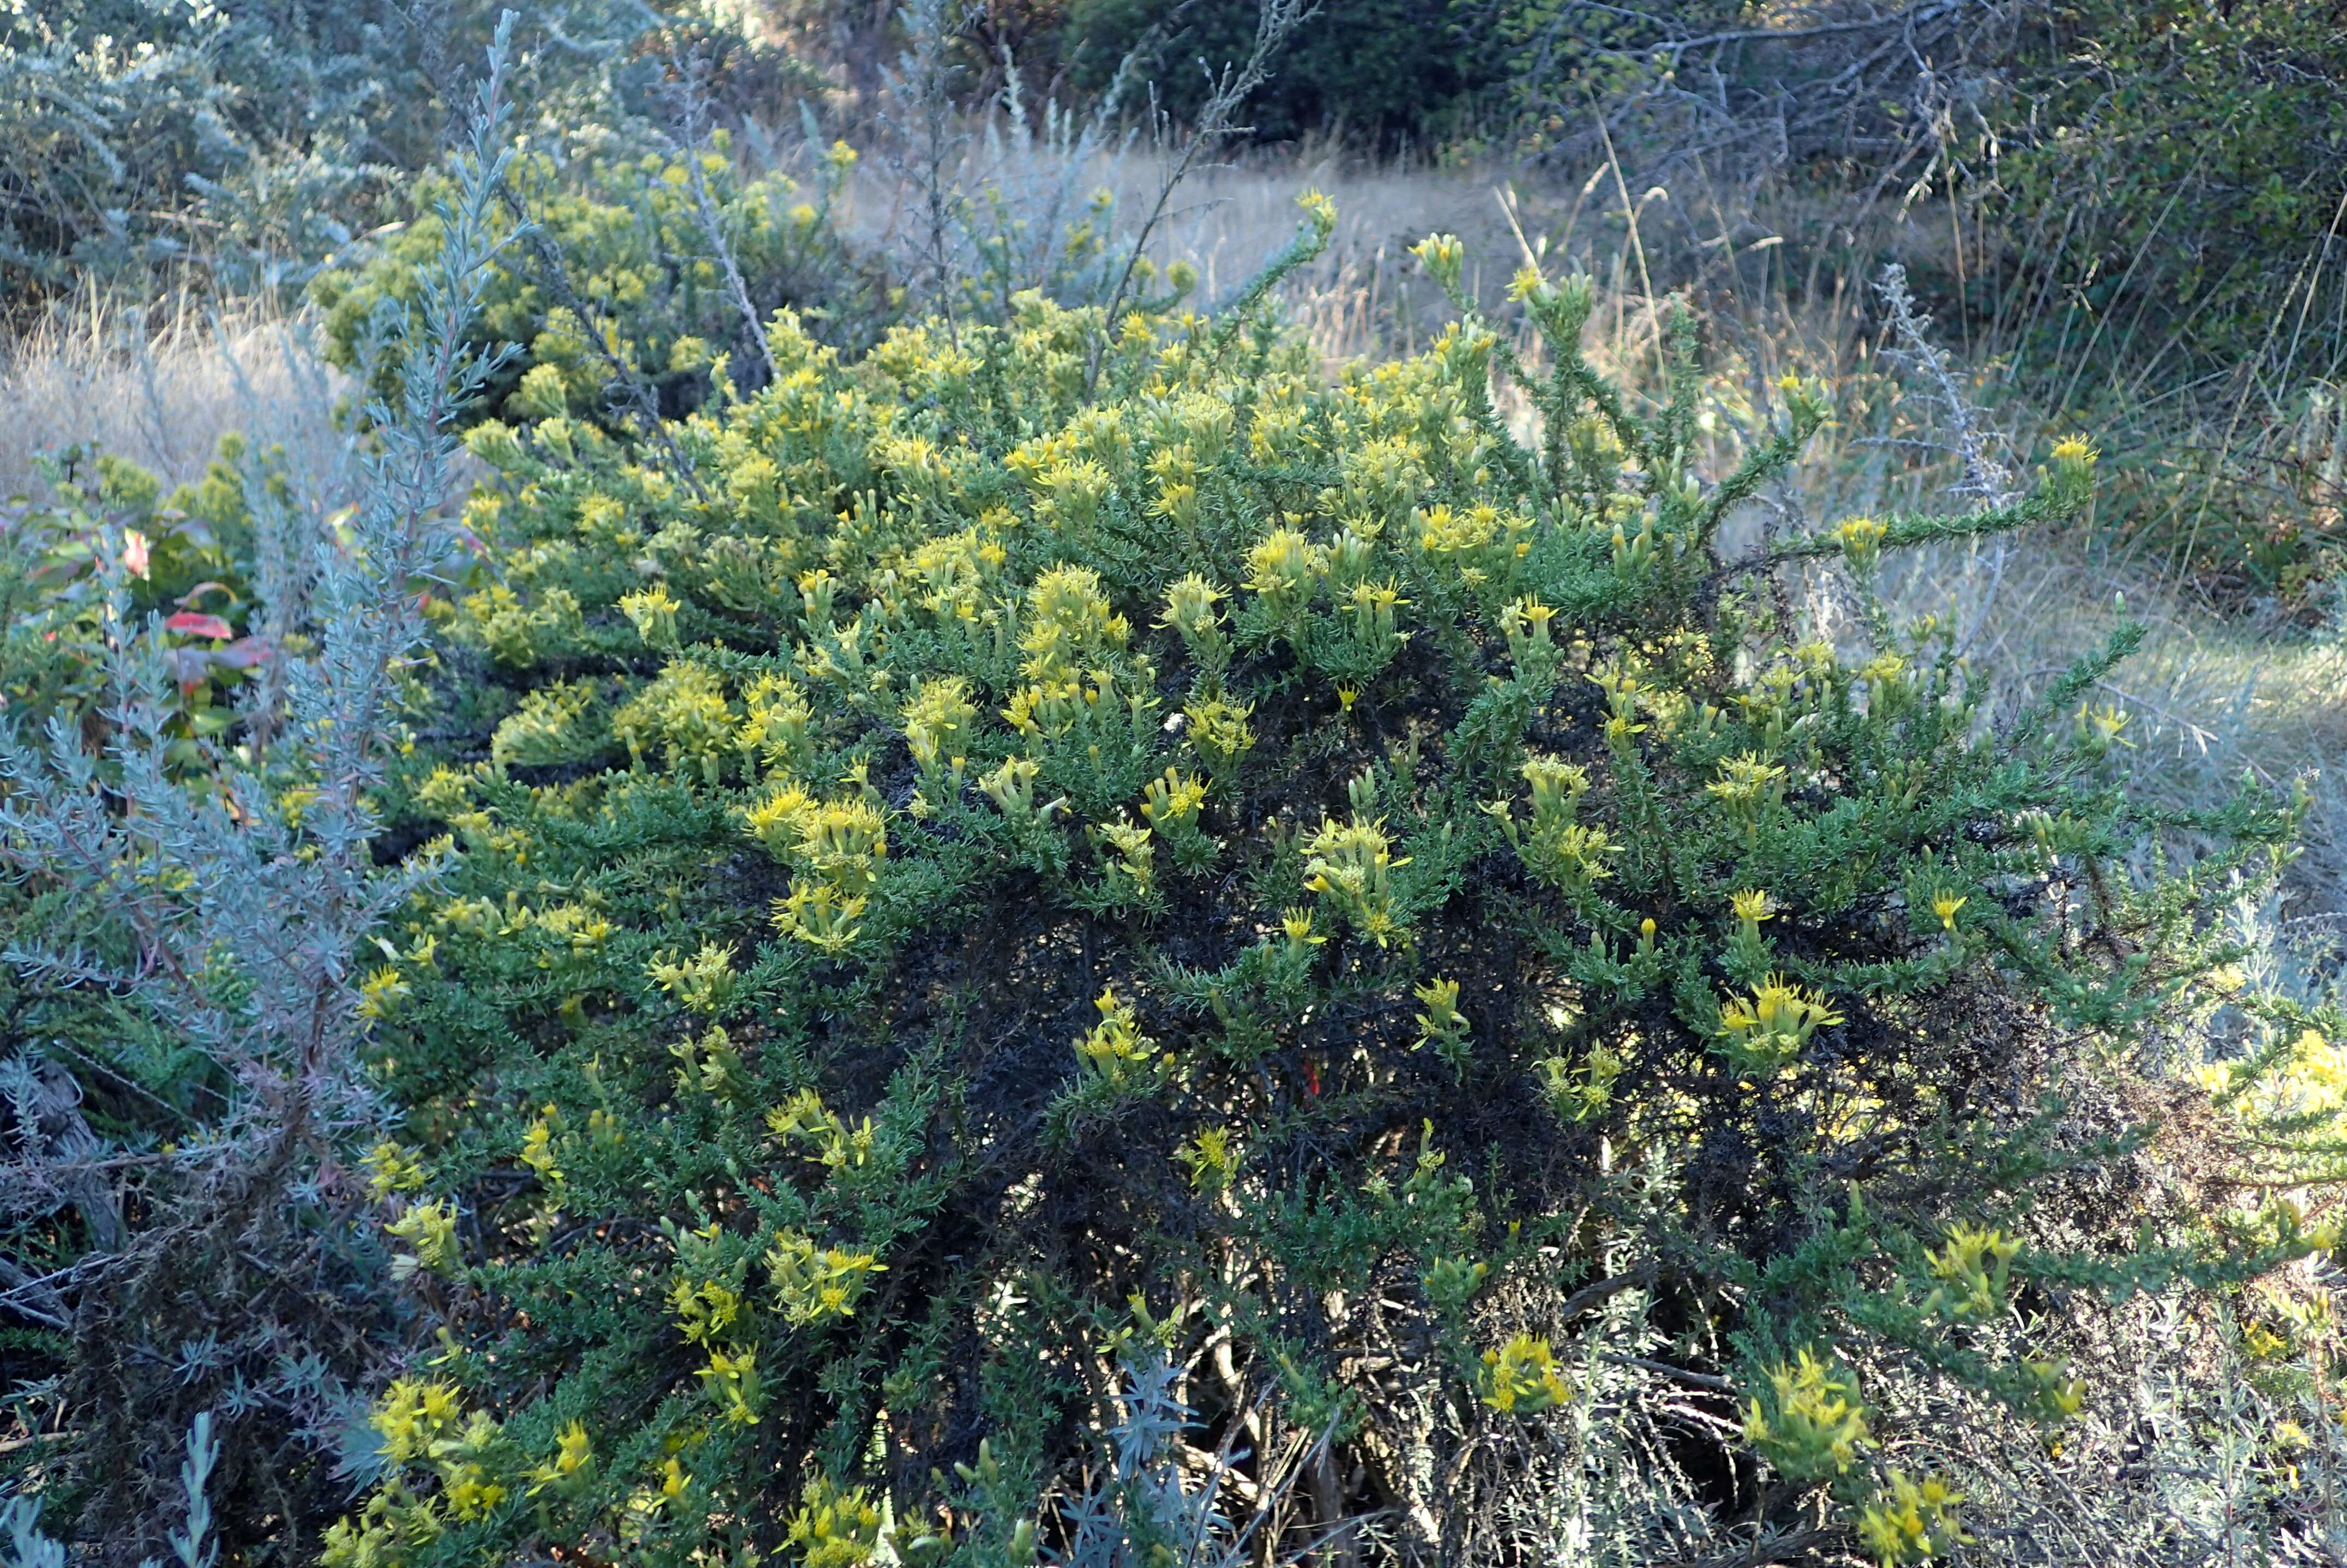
[318,199,2321,1565]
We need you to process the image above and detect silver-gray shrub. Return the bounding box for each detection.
[0,19,521,1557]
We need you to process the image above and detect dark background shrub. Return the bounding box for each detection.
[1054,0,1512,152]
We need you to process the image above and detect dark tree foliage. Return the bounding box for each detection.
[1055,0,1512,151]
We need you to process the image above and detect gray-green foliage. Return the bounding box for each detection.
[0,22,522,1556]
[0,1412,218,1568]
[0,0,783,311]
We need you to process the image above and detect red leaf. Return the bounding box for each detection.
[165,612,234,640]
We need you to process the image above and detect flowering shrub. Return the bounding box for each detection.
[318,197,2325,1565]
[313,135,877,430]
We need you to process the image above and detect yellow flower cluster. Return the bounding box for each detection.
[1478,1333,1573,1414]
[1743,1348,1870,1484]
[748,785,889,950]
[1302,815,1409,946]
[1923,1224,2021,1322]
[768,1234,886,1326]
[1074,985,1167,1091]
[1716,975,1844,1076]
[1856,1469,1969,1566]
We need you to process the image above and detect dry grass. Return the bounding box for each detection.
[0,294,347,503]
[1894,538,2347,911]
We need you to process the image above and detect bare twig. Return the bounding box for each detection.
[664,50,782,393]
[1601,1354,1738,1394]
[1088,0,1320,389]
[1875,262,2019,656]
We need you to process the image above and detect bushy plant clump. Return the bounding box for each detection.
[0,0,817,313]
[1995,0,2347,602]
[314,136,880,433]
[2001,0,2346,371]
[1054,0,1509,152]
[1,0,416,304]
[189,198,2319,1563]
[0,443,284,758]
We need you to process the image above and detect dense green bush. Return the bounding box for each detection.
[1996,0,2346,376]
[2,0,404,304]
[301,194,2332,1566]
[1988,0,2347,602]
[314,137,882,432]
[0,444,270,762]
